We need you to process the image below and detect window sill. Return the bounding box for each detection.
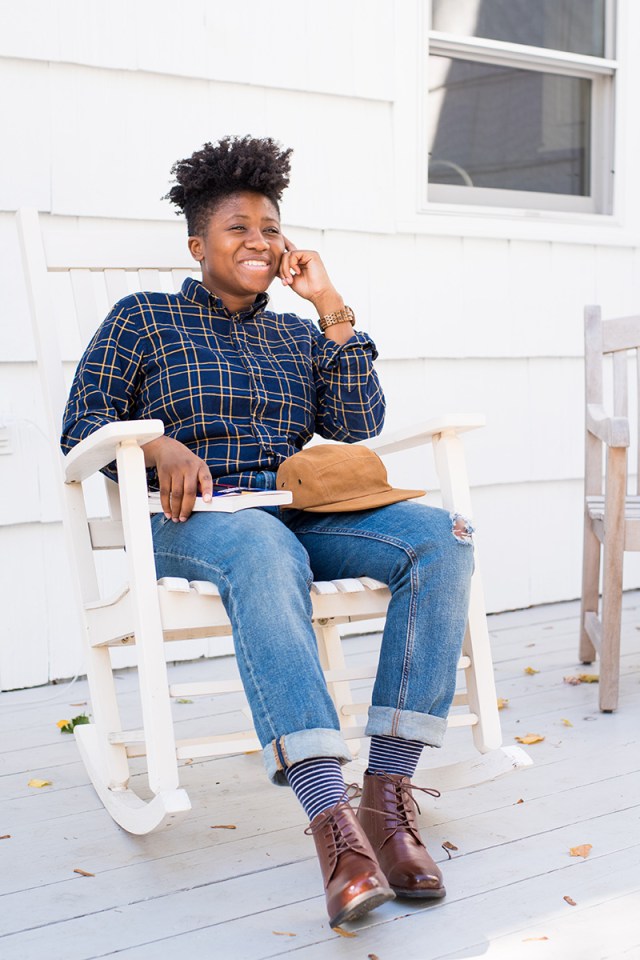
[396,203,638,247]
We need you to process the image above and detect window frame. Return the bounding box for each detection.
[424,0,618,215]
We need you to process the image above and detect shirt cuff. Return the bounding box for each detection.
[315,330,379,370]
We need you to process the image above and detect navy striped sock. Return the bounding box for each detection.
[367,735,424,778]
[285,757,347,822]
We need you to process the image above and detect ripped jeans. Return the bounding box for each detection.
[151,475,474,784]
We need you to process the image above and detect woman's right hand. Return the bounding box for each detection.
[143,435,213,521]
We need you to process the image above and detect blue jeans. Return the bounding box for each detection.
[151,472,474,784]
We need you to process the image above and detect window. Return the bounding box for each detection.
[426,0,616,213]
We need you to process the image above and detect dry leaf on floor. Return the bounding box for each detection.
[27,779,52,788]
[578,674,599,683]
[0,834,11,840]
[563,896,577,906]
[523,937,549,942]
[69,702,87,707]
[333,926,357,938]
[73,868,95,877]
[210,824,236,830]
[516,798,524,804]
[441,840,459,860]
[368,955,380,960]
[570,844,592,858]
[176,699,193,704]
[515,734,545,745]
[497,698,509,709]
[561,718,573,727]
[524,666,540,675]
[272,931,296,937]
[564,675,582,685]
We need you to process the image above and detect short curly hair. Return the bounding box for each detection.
[165,135,292,235]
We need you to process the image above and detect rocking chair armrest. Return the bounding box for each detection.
[362,413,486,456]
[63,420,165,482]
[586,404,630,449]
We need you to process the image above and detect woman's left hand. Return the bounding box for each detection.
[279,236,342,314]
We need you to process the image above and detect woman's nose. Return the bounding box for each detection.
[245,229,269,249]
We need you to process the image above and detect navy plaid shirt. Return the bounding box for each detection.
[61,277,385,488]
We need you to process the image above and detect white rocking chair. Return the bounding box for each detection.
[18,207,530,835]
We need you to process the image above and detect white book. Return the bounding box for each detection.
[148,487,292,513]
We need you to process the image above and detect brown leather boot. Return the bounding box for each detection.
[357,771,446,899]
[305,798,395,927]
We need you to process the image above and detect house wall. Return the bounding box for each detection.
[2,0,640,688]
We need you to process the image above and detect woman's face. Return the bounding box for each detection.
[188,191,286,312]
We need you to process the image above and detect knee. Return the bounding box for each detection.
[406,508,475,582]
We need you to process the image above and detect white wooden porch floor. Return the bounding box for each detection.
[1,595,640,960]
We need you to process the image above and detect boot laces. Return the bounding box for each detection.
[360,774,440,837]
[304,785,372,872]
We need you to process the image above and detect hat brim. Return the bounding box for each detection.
[282,487,426,513]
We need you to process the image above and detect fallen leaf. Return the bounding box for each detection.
[210,824,236,830]
[564,895,577,906]
[564,675,582,685]
[561,718,573,727]
[578,674,599,683]
[333,926,357,938]
[368,955,380,960]
[523,937,549,942]
[570,844,592,858]
[515,734,545,745]
[441,840,459,859]
[69,702,87,707]
[516,798,524,804]
[176,698,193,704]
[524,667,540,675]
[497,697,509,709]
[0,834,11,839]
[73,868,95,877]
[57,713,90,735]
[28,779,52,788]
[272,931,296,937]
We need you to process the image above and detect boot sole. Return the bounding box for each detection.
[330,886,395,928]
[391,884,446,900]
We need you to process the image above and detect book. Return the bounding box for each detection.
[147,486,292,514]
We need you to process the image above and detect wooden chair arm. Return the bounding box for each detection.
[63,420,165,483]
[362,414,486,456]
[586,404,629,449]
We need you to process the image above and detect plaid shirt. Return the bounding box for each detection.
[61,277,385,487]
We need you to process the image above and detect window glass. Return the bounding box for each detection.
[431,0,605,57]
[428,57,591,196]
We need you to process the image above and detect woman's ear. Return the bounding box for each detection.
[188,236,204,262]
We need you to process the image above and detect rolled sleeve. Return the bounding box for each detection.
[312,329,386,441]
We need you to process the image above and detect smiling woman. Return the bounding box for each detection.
[60,135,474,929]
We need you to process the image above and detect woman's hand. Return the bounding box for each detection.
[279,236,345,317]
[279,236,354,344]
[143,435,213,522]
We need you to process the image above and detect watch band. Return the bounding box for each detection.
[318,305,356,332]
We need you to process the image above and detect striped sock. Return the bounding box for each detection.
[285,757,347,822]
[367,735,424,778]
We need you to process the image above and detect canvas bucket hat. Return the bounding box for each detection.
[276,443,425,512]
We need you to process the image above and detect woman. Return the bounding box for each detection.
[62,135,474,928]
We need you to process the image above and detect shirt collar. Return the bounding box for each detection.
[180,277,269,318]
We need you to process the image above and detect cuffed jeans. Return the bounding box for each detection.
[151,472,474,784]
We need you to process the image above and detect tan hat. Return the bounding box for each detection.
[276,444,425,512]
